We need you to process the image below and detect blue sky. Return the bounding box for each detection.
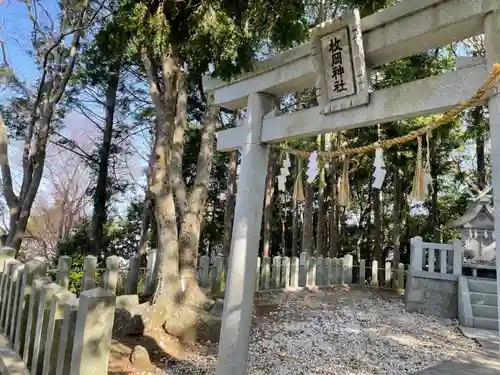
[1,1,44,85]
[0,0,150,219]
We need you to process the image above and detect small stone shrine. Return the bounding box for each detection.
[449,185,495,265]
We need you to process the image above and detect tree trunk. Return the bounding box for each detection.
[392,166,402,266]
[91,63,120,257]
[292,199,299,257]
[222,150,238,264]
[292,157,300,257]
[372,187,383,265]
[430,136,440,242]
[329,134,339,258]
[141,48,181,305]
[472,106,486,190]
[0,6,87,253]
[177,88,217,290]
[263,150,278,257]
[316,135,326,256]
[302,182,314,255]
[138,150,155,257]
[7,114,54,252]
[281,195,287,256]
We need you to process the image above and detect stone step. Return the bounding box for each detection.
[468,278,498,294]
[473,316,499,331]
[472,304,498,319]
[470,292,498,307]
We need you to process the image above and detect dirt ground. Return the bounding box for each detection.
[107,286,400,374]
[107,285,473,375]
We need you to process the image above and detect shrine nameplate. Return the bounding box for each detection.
[311,9,369,114]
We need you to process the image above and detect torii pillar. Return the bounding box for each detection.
[215,92,274,375]
[485,10,500,340]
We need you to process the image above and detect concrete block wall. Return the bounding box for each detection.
[405,270,458,319]
[0,248,117,375]
[404,236,465,319]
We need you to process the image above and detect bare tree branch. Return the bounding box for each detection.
[51,131,98,164]
[73,102,106,132]
[24,0,48,41]
[0,39,34,97]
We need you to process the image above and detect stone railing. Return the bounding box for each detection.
[194,253,407,294]
[406,237,463,319]
[409,236,462,276]
[0,248,116,375]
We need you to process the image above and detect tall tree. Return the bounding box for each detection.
[0,0,100,252]
[222,150,237,263]
[263,150,278,257]
[122,0,307,340]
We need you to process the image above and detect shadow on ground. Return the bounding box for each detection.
[413,346,500,375]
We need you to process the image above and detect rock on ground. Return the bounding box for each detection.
[131,345,156,372]
[160,287,477,375]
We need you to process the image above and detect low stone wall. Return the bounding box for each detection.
[405,270,458,319]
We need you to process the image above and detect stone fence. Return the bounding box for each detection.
[0,248,117,375]
[405,236,463,319]
[193,252,407,295]
[0,246,410,374]
[409,236,463,276]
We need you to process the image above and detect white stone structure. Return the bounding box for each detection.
[450,187,495,262]
[204,1,500,374]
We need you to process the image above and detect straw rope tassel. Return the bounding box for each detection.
[338,157,350,206]
[410,136,426,201]
[293,156,305,202]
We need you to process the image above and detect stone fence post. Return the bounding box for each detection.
[14,259,46,358]
[125,256,141,295]
[70,288,116,375]
[271,256,281,289]
[358,259,365,285]
[371,260,378,286]
[42,290,73,375]
[144,249,158,296]
[56,256,71,290]
[260,256,270,290]
[81,256,97,293]
[0,259,18,329]
[56,296,78,375]
[104,256,120,294]
[32,282,62,375]
[307,256,316,287]
[211,255,224,294]
[281,257,290,289]
[452,239,463,276]
[299,252,308,287]
[290,257,299,288]
[198,255,210,288]
[410,236,423,271]
[5,261,22,338]
[343,254,353,284]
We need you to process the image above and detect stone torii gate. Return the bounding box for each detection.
[203,1,500,374]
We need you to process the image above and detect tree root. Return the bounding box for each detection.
[114,282,217,343]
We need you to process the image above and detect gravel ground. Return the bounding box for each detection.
[162,287,477,375]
